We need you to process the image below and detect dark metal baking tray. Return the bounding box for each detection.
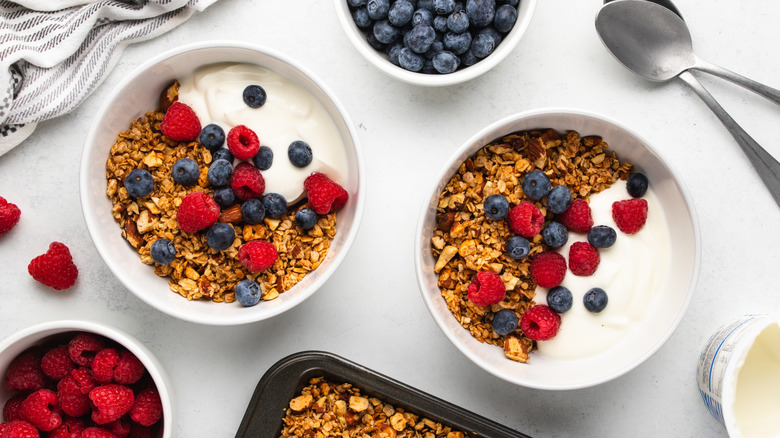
[235,350,531,437]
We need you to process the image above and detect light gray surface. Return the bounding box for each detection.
[1,0,779,436]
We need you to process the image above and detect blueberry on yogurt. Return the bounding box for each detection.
[242,85,266,108]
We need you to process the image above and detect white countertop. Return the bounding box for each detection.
[2,0,780,436]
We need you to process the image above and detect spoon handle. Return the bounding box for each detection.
[693,58,780,106]
[678,70,780,207]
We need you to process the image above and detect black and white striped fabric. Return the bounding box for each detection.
[0,0,218,155]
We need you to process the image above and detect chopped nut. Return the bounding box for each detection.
[289,394,313,412]
[348,396,369,412]
[434,246,458,273]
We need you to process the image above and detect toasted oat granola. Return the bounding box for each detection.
[431,129,632,362]
[280,377,473,438]
[105,110,337,303]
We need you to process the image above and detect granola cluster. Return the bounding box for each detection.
[105,110,337,303]
[280,377,472,438]
[430,129,632,362]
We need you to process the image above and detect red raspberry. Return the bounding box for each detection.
[49,415,87,438]
[237,240,278,272]
[41,345,75,381]
[20,389,61,431]
[91,349,119,384]
[112,351,144,385]
[568,241,600,276]
[303,172,349,215]
[466,271,506,306]
[103,418,130,437]
[558,198,593,233]
[612,198,648,234]
[27,242,78,290]
[530,251,567,288]
[127,424,152,438]
[0,197,21,238]
[70,367,97,394]
[520,305,561,341]
[0,420,39,438]
[129,388,162,427]
[230,162,265,201]
[4,350,45,392]
[69,334,104,367]
[160,102,200,142]
[3,394,26,422]
[81,427,118,438]
[57,376,91,417]
[507,201,544,237]
[177,192,220,233]
[226,125,260,160]
[89,384,134,425]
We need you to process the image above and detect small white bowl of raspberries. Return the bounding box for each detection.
[0,320,172,437]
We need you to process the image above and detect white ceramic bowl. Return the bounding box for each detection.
[333,0,538,87]
[80,41,365,326]
[414,108,700,389]
[0,320,173,437]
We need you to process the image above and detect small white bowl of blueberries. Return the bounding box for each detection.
[334,0,538,86]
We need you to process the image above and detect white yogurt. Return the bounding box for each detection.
[534,179,672,360]
[177,63,348,204]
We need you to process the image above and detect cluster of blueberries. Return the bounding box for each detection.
[348,0,520,74]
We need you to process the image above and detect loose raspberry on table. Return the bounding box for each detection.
[237,240,278,272]
[89,384,134,425]
[507,201,544,237]
[520,305,561,341]
[2,394,26,422]
[41,345,75,381]
[612,198,648,234]
[303,172,348,215]
[568,241,600,276]
[226,125,260,160]
[27,242,78,290]
[129,388,162,427]
[557,198,593,233]
[0,419,39,438]
[530,251,567,288]
[230,162,265,201]
[0,197,21,238]
[68,334,104,367]
[160,102,200,142]
[176,192,220,233]
[20,389,61,431]
[467,270,506,306]
[91,349,119,384]
[112,351,144,385]
[57,376,91,417]
[4,350,45,392]
[81,427,118,438]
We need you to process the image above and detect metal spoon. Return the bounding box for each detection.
[596,0,780,207]
[603,0,682,20]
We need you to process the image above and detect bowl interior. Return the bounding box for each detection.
[415,109,699,389]
[81,42,363,325]
[332,0,538,87]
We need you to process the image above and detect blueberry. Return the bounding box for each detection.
[295,207,319,230]
[434,0,456,15]
[207,159,233,187]
[547,185,572,215]
[491,309,518,336]
[124,169,154,198]
[240,198,266,225]
[583,287,608,313]
[432,50,460,73]
[443,31,472,54]
[347,0,366,7]
[521,170,551,200]
[243,85,266,109]
[447,9,470,33]
[212,148,233,163]
[542,221,568,249]
[626,172,649,198]
[500,0,518,5]
[421,58,437,73]
[387,43,405,65]
[398,47,425,71]
[546,286,573,314]
[466,0,496,27]
[588,225,617,249]
[206,223,235,251]
[366,32,387,50]
[412,8,433,26]
[470,32,495,58]
[288,140,313,168]
[406,24,436,53]
[425,40,444,59]
[388,0,414,26]
[366,0,390,19]
[262,193,288,219]
[483,194,509,220]
[171,158,199,186]
[493,3,517,33]
[150,239,176,265]
[433,15,449,33]
[478,26,502,46]
[213,187,236,208]
[199,124,225,151]
[235,279,262,306]
[373,19,400,43]
[352,6,373,28]
[417,0,435,11]
[505,235,531,260]
[460,48,479,66]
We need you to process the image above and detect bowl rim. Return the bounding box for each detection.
[332,0,539,87]
[79,40,366,326]
[413,107,701,389]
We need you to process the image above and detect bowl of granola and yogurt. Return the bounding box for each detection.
[80,41,364,325]
[414,108,699,389]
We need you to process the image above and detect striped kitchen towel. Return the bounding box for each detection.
[0,0,219,156]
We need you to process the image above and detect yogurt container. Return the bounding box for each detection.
[697,314,780,437]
